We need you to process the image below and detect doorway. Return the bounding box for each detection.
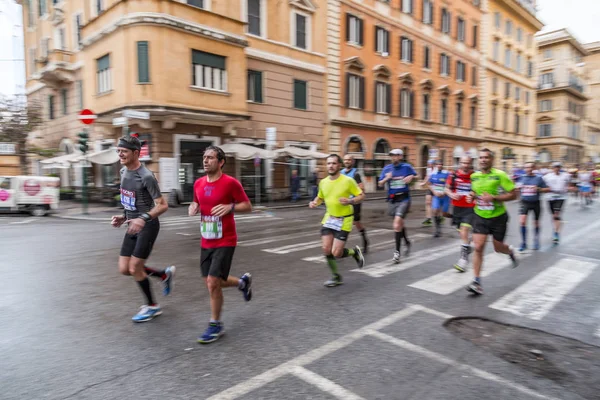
[420,145,429,179]
[179,140,213,202]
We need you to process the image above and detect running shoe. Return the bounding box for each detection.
[239,273,252,301]
[324,274,343,287]
[508,246,519,268]
[162,266,176,296]
[434,231,441,238]
[393,251,401,264]
[363,237,369,255]
[132,305,162,323]
[467,280,483,295]
[553,232,560,245]
[533,238,540,251]
[353,245,365,269]
[197,322,224,344]
[404,241,411,257]
[518,243,527,252]
[454,258,467,273]
[422,218,432,226]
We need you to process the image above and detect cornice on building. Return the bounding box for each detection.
[245,48,325,73]
[535,28,588,56]
[493,0,543,30]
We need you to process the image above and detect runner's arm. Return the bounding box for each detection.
[143,175,168,220]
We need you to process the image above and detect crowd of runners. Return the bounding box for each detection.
[110,136,598,343]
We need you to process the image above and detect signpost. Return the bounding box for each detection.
[265,127,276,204]
[78,109,96,214]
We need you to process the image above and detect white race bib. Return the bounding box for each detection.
[476,199,494,211]
[201,215,223,239]
[520,185,537,196]
[433,184,445,193]
[120,189,137,211]
[390,179,406,190]
[323,216,343,231]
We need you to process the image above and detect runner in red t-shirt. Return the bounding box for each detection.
[445,155,475,272]
[188,145,252,344]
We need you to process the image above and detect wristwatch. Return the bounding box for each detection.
[230,203,235,213]
[140,212,152,222]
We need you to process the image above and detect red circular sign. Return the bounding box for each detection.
[79,108,97,125]
[23,180,41,196]
[0,189,9,202]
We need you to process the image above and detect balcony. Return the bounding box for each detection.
[569,81,584,94]
[37,50,77,87]
[538,83,554,90]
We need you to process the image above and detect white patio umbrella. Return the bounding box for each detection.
[274,146,329,159]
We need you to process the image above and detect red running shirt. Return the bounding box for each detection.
[446,170,475,208]
[193,174,250,248]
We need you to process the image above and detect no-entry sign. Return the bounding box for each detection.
[78,109,97,125]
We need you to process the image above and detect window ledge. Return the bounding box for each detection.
[95,90,114,98]
[347,42,363,49]
[422,68,432,73]
[376,52,390,58]
[247,100,264,104]
[293,107,309,112]
[137,82,152,85]
[190,86,230,96]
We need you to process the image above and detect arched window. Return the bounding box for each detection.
[346,135,364,154]
[403,146,409,163]
[374,138,391,155]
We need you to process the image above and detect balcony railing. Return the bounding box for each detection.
[47,49,75,65]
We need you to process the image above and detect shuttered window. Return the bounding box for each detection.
[137,41,150,83]
[247,70,263,103]
[293,79,307,110]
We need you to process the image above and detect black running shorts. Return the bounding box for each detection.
[353,204,362,222]
[201,246,236,280]
[120,219,160,259]
[472,213,509,242]
[548,199,565,213]
[452,206,475,228]
[519,200,541,220]
[388,200,411,218]
[320,227,350,241]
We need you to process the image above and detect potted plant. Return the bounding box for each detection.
[59,188,74,200]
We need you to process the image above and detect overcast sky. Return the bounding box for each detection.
[1,0,600,96]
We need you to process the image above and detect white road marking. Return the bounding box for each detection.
[408,252,531,295]
[302,240,397,264]
[290,366,366,400]
[239,231,317,246]
[175,233,192,236]
[595,328,600,338]
[368,330,562,400]
[8,218,39,225]
[262,230,391,254]
[352,243,458,278]
[489,258,597,320]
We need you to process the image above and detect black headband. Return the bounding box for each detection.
[118,139,141,151]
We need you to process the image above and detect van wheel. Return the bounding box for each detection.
[31,206,47,217]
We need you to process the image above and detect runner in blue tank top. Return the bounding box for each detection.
[426,159,451,237]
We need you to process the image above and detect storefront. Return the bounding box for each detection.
[0,143,20,176]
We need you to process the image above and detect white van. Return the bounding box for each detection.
[0,175,60,216]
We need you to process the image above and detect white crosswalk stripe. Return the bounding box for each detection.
[262,229,391,254]
[489,257,598,320]
[408,251,531,295]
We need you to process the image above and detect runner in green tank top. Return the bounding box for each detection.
[464,149,519,295]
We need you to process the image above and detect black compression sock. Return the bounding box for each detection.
[402,228,410,244]
[395,231,402,252]
[137,278,155,305]
[144,266,166,280]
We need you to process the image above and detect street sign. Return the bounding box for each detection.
[266,127,276,146]
[78,109,97,125]
[112,117,128,126]
[122,109,150,120]
[0,143,16,155]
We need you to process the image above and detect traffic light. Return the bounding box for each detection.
[78,131,89,154]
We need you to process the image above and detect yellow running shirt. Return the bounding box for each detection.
[318,174,363,232]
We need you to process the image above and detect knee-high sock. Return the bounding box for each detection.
[342,248,356,258]
[144,266,166,280]
[326,254,339,276]
[402,228,410,244]
[395,231,402,252]
[521,226,527,243]
[137,278,155,306]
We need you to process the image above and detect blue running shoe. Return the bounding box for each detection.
[132,305,162,323]
[239,273,252,301]
[519,243,527,252]
[162,266,176,296]
[197,322,224,344]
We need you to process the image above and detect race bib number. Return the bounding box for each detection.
[323,216,344,231]
[120,189,137,211]
[201,215,223,239]
[390,179,406,190]
[433,184,445,193]
[520,185,537,196]
[476,199,495,211]
[550,193,564,200]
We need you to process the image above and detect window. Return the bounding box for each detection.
[48,95,55,120]
[27,0,34,27]
[538,124,551,137]
[539,73,554,87]
[516,28,523,42]
[494,12,501,29]
[440,53,450,76]
[192,50,227,91]
[422,93,430,120]
[527,34,533,48]
[492,78,498,94]
[248,0,261,36]
[591,134,598,145]
[94,0,104,16]
[77,80,83,109]
[505,82,510,99]
[523,114,528,134]
[74,14,82,49]
[543,49,552,59]
[61,89,67,115]
[457,17,465,42]
[504,46,511,68]
[516,53,522,73]
[423,45,431,69]
[441,9,451,34]
[456,61,466,82]
[55,26,66,50]
[514,112,520,133]
[491,104,497,129]
[423,0,433,24]
[400,89,413,117]
[455,102,462,126]
[346,74,364,109]
[96,54,111,94]
[470,105,476,129]
[525,91,530,105]
[505,19,512,36]
[187,0,204,9]
[375,27,389,54]
[41,38,49,58]
[493,40,499,62]
[400,37,413,62]
[346,14,363,46]
[137,41,150,83]
[515,86,521,101]
[503,108,508,131]
[527,59,533,78]
[247,70,263,103]
[539,99,552,112]
[402,0,413,14]
[38,0,46,16]
[440,98,448,124]
[471,66,477,86]
[293,79,308,110]
[375,82,391,114]
[294,12,308,49]
[472,25,478,48]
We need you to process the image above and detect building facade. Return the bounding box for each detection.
[582,42,600,164]
[326,0,484,191]
[535,29,587,165]
[481,0,542,170]
[21,0,326,201]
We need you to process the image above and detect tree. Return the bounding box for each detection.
[0,95,43,173]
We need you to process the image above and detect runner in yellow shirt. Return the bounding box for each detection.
[309,154,366,287]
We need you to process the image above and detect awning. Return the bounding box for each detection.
[275,146,329,159]
[72,148,120,165]
[40,152,82,169]
[220,143,276,160]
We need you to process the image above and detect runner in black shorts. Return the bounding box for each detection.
[342,154,368,253]
[542,161,573,244]
[111,135,173,323]
[516,162,549,251]
[310,154,365,287]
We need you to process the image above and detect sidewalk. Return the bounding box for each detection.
[53,190,429,221]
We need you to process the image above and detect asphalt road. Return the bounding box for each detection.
[2,195,600,400]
